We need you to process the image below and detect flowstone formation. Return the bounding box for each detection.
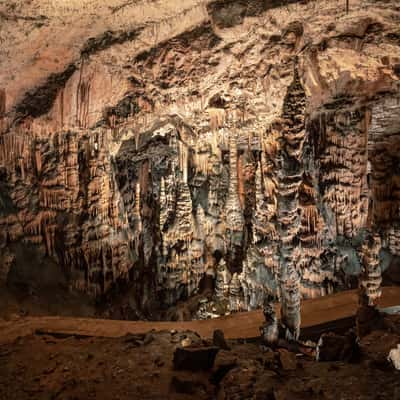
[0,0,399,326]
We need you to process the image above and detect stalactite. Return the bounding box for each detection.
[0,132,32,173]
[237,154,245,209]
[178,141,189,183]
[209,108,225,131]
[0,88,6,134]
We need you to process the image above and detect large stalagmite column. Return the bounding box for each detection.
[360,110,383,306]
[277,66,306,340]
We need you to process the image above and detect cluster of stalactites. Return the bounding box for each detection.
[23,210,58,256]
[209,108,226,132]
[0,132,33,180]
[65,239,131,295]
[318,110,369,238]
[157,133,211,304]
[193,145,209,176]
[0,125,132,297]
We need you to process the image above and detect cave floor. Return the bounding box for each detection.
[0,288,400,399]
[0,323,399,400]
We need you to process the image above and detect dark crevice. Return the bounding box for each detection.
[80,28,143,58]
[13,63,77,123]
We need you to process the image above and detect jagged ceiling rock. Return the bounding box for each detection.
[0,0,399,325]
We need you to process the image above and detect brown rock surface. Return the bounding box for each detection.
[0,0,399,324]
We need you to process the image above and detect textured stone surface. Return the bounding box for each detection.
[0,0,399,324]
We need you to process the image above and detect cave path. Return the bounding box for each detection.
[1,287,399,345]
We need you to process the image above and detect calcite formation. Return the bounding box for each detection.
[0,0,399,325]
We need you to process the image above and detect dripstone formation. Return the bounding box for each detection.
[0,0,399,328]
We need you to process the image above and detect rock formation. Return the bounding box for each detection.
[0,0,399,321]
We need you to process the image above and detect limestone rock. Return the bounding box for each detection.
[0,0,399,322]
[388,344,400,370]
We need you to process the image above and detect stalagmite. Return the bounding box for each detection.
[253,161,269,243]
[135,182,142,233]
[360,233,382,305]
[276,66,306,340]
[159,177,167,229]
[225,132,244,242]
[260,297,279,346]
[215,259,231,301]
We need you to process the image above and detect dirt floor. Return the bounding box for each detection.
[1,288,400,400]
[0,318,400,400]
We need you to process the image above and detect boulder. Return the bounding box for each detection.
[316,332,359,362]
[356,304,385,338]
[388,344,400,370]
[278,349,297,370]
[213,329,230,350]
[173,346,219,371]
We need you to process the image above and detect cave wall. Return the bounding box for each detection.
[0,0,399,321]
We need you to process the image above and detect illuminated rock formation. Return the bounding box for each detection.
[0,0,399,321]
[276,66,306,340]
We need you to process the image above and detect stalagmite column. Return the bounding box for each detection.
[260,296,279,346]
[359,115,383,306]
[277,66,306,340]
[229,272,241,311]
[215,259,231,301]
[360,232,382,305]
[159,177,167,229]
[253,161,269,243]
[226,132,244,245]
[135,182,142,233]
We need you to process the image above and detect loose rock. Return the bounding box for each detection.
[173,346,219,371]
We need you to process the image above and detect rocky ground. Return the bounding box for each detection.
[0,314,399,400]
